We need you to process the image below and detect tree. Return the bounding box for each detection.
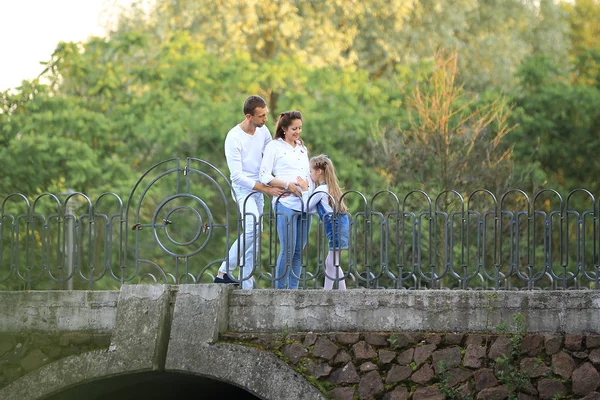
[562,0,600,86]
[510,54,600,193]
[0,80,118,196]
[353,0,570,92]
[375,51,516,194]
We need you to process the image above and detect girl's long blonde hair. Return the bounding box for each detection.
[310,154,347,212]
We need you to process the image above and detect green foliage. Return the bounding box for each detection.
[374,51,517,195]
[552,392,565,400]
[510,53,600,194]
[387,334,405,350]
[437,361,474,399]
[495,357,530,400]
[494,313,531,400]
[2,0,596,200]
[278,323,291,341]
[1,0,600,291]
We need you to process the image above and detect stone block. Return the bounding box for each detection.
[590,349,600,365]
[358,370,383,399]
[444,333,464,346]
[313,337,339,360]
[521,334,544,356]
[352,341,377,361]
[378,349,396,364]
[473,368,498,391]
[552,351,575,379]
[333,350,352,365]
[411,363,434,384]
[587,335,600,349]
[396,348,414,365]
[330,387,355,400]
[329,362,360,384]
[305,359,332,378]
[477,385,509,400]
[303,332,318,346]
[282,343,307,364]
[520,357,549,378]
[386,365,412,385]
[334,332,360,345]
[445,368,472,387]
[463,344,487,369]
[364,332,388,347]
[466,334,488,347]
[413,343,436,366]
[425,333,442,345]
[359,361,378,372]
[537,378,567,399]
[544,334,563,355]
[573,362,600,396]
[488,336,511,360]
[0,334,16,357]
[413,385,444,400]
[432,346,461,373]
[565,334,584,351]
[20,349,49,372]
[382,386,408,400]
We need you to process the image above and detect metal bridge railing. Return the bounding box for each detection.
[1,158,599,290]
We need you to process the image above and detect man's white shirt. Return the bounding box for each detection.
[224,124,271,192]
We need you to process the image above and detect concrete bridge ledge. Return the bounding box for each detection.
[0,290,119,333]
[2,285,600,399]
[228,289,600,333]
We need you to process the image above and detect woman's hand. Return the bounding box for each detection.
[296,176,309,191]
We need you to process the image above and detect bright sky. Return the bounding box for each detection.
[0,0,125,91]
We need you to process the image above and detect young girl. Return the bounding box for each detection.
[300,154,349,290]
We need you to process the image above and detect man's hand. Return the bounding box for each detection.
[262,185,285,197]
[287,182,303,197]
[254,182,285,197]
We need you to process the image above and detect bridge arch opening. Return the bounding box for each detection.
[44,371,261,400]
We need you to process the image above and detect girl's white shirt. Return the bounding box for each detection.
[302,183,333,215]
[259,138,312,211]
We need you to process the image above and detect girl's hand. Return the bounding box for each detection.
[296,176,309,191]
[285,181,303,196]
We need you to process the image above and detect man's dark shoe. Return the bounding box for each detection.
[214,273,238,285]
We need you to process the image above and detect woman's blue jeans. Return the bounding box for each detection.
[275,203,310,289]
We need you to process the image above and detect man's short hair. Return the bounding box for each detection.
[243,95,267,116]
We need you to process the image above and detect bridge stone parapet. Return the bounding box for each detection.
[228,289,600,334]
[0,290,119,334]
[1,286,600,399]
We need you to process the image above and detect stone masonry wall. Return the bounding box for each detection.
[0,332,111,390]
[222,331,600,400]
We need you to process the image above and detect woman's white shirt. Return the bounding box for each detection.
[260,138,310,211]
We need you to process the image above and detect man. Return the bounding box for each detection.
[214,95,284,289]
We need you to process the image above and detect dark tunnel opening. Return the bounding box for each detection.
[44,371,262,400]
